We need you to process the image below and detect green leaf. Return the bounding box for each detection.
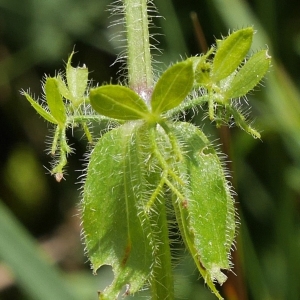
[82,123,155,299]
[151,60,194,115]
[22,91,58,124]
[226,105,261,139]
[45,77,67,127]
[211,27,254,81]
[224,49,271,99]
[66,51,89,102]
[56,74,74,102]
[169,122,236,296]
[89,85,150,120]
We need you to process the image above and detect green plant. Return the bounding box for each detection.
[22,0,270,299]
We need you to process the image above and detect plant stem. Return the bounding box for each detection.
[124,0,153,101]
[150,194,174,300]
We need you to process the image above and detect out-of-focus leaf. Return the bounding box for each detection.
[0,200,80,300]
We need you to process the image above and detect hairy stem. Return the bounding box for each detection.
[124,0,153,101]
[149,194,174,300]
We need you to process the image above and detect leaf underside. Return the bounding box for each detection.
[83,120,236,300]
[164,122,236,291]
[82,122,159,299]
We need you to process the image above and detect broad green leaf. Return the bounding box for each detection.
[224,49,271,99]
[45,77,67,127]
[89,85,150,120]
[66,52,89,101]
[211,27,254,81]
[151,60,194,115]
[82,123,155,299]
[169,122,236,295]
[22,92,58,124]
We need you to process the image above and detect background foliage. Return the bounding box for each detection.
[0,0,300,299]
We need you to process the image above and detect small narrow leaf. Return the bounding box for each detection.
[66,52,88,101]
[22,92,58,124]
[224,49,271,99]
[211,27,254,81]
[45,78,67,127]
[89,85,150,120]
[56,75,74,102]
[151,60,194,115]
[227,105,261,139]
[82,124,155,299]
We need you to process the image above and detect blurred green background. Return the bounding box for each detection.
[0,0,300,299]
